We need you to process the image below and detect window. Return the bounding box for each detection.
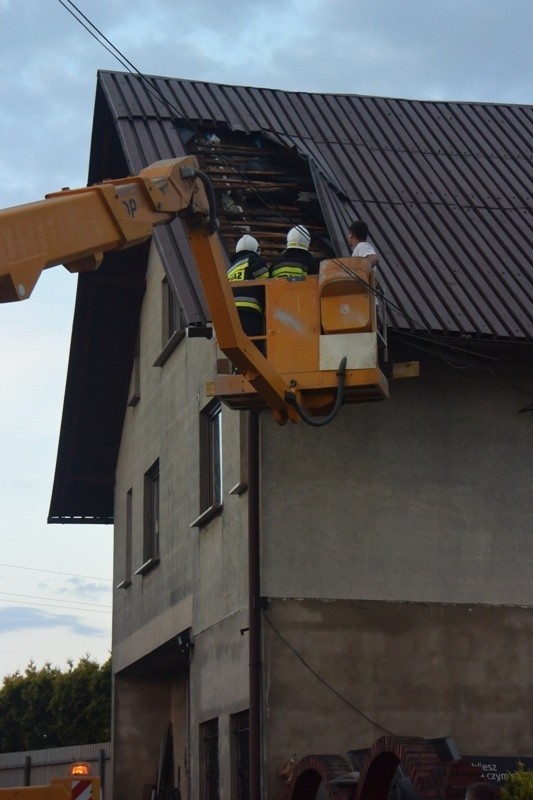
[199,719,219,800]
[135,460,160,575]
[191,401,223,527]
[128,333,140,406]
[116,489,133,589]
[165,278,182,340]
[230,711,249,800]
[154,278,184,366]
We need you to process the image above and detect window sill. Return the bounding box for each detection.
[190,504,223,529]
[134,557,160,576]
[228,482,247,496]
[153,330,185,367]
[127,392,140,408]
[116,579,132,589]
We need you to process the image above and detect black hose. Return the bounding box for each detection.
[284,356,347,427]
[179,166,219,234]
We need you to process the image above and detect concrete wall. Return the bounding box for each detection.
[260,354,533,605]
[189,611,250,800]
[113,246,248,665]
[113,674,187,800]
[112,245,250,800]
[262,598,533,798]
[259,352,532,796]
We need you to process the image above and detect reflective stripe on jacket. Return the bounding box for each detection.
[227,250,269,313]
[269,246,319,279]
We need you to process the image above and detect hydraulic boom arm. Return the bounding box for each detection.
[0,156,297,422]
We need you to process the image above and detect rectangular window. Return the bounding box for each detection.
[191,401,223,527]
[165,278,182,340]
[230,711,249,800]
[128,333,141,406]
[199,718,219,800]
[135,460,160,575]
[116,488,133,589]
[154,278,184,366]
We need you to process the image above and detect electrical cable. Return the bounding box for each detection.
[263,612,396,736]
[0,598,111,615]
[0,562,112,582]
[0,591,110,609]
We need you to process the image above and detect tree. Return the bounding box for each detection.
[0,656,111,752]
[501,762,533,800]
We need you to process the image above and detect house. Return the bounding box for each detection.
[49,72,533,799]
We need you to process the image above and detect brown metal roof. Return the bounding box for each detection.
[98,70,532,340]
[49,71,532,523]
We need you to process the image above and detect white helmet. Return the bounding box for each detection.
[236,234,260,253]
[287,226,310,250]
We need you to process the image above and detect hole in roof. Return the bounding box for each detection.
[176,122,335,261]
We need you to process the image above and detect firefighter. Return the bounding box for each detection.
[270,226,318,279]
[227,234,269,347]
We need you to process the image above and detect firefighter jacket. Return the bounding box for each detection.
[269,246,319,279]
[227,250,269,313]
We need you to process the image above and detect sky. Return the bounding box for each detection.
[0,0,531,682]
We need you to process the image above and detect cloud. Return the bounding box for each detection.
[0,607,105,637]
[63,578,112,601]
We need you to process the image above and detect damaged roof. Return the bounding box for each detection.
[48,71,532,523]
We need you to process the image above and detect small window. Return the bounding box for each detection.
[165,278,182,340]
[230,711,249,800]
[191,401,223,528]
[135,460,160,575]
[128,333,141,406]
[154,278,184,366]
[199,718,219,800]
[116,488,133,589]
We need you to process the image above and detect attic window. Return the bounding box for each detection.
[179,125,334,263]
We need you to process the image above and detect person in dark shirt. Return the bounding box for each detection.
[270,226,318,279]
[227,234,269,343]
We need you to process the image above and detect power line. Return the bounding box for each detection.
[263,612,395,737]
[0,598,111,615]
[0,562,112,582]
[0,591,110,609]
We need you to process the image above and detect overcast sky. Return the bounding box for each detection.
[0,0,531,681]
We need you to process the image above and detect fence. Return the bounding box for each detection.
[0,743,111,798]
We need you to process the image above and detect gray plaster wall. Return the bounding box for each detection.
[190,609,249,800]
[113,674,187,800]
[112,246,251,800]
[262,598,533,799]
[259,352,532,796]
[260,355,533,605]
[113,246,248,670]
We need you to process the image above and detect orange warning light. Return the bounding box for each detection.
[70,763,91,777]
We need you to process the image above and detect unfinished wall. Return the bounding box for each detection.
[113,245,248,663]
[112,243,250,800]
[260,354,533,605]
[113,673,188,800]
[262,598,533,798]
[189,610,250,800]
[259,351,532,796]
